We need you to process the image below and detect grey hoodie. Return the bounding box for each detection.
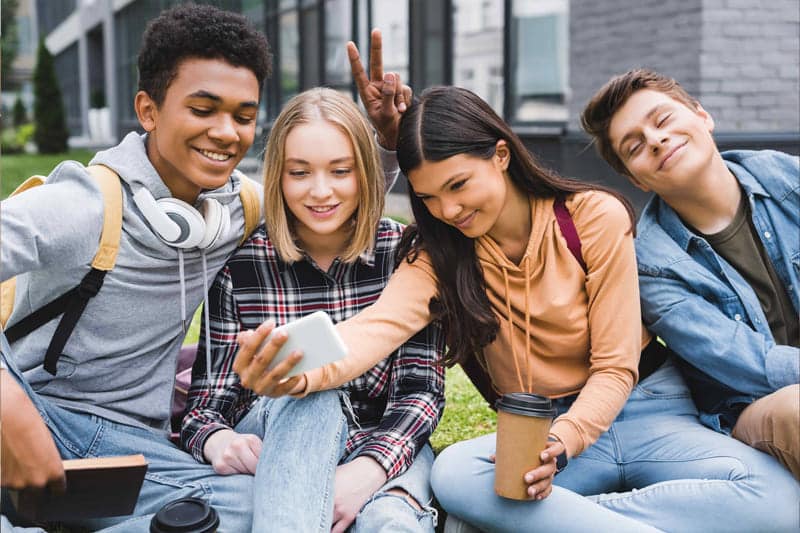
[1,132,263,433]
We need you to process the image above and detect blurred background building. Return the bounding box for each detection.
[8,0,799,208]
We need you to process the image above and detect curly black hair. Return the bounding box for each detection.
[137,3,272,106]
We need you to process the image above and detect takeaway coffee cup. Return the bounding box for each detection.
[494,393,556,500]
[150,497,219,533]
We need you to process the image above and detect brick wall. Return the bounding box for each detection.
[699,0,800,131]
[567,0,799,133]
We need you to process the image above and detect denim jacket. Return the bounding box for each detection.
[635,150,800,433]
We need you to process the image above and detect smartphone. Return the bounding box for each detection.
[261,311,348,377]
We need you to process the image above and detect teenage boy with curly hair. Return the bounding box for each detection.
[1,4,406,531]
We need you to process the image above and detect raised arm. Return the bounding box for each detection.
[347,28,413,151]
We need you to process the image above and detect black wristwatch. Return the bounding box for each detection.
[548,437,569,475]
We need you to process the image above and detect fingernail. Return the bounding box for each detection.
[384,73,394,83]
[524,474,533,483]
[529,488,537,497]
[398,102,406,112]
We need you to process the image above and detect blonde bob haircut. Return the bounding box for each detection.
[262,87,385,263]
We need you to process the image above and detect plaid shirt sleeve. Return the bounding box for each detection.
[355,320,446,479]
[180,263,254,463]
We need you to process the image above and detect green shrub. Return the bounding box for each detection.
[1,127,24,154]
[13,95,26,126]
[33,39,69,154]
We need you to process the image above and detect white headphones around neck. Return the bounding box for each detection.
[133,187,231,249]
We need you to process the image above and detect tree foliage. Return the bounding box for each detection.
[1,0,21,87]
[33,39,69,153]
[12,95,26,126]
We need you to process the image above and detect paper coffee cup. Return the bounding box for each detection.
[494,393,556,500]
[150,497,219,533]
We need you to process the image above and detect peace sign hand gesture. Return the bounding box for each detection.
[347,28,413,150]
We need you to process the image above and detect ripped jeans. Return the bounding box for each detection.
[244,393,437,532]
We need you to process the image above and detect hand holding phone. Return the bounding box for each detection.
[260,311,348,378]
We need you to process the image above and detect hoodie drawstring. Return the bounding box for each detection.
[500,257,534,392]
[177,249,213,390]
[201,252,213,391]
[523,256,532,392]
[502,265,527,392]
[178,249,187,333]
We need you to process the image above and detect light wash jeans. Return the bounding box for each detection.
[1,334,333,532]
[2,335,436,533]
[432,359,800,533]
[247,392,437,532]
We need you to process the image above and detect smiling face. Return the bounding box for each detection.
[608,89,717,195]
[281,119,360,252]
[135,57,260,203]
[407,142,511,239]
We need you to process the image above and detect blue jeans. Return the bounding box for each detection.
[247,392,437,532]
[432,359,800,533]
[1,336,343,532]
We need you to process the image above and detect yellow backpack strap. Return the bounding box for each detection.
[1,166,122,331]
[85,165,123,271]
[238,176,262,245]
[1,176,46,328]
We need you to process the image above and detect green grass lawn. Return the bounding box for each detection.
[1,149,94,198]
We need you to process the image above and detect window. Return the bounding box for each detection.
[279,7,300,103]
[371,0,409,84]
[53,43,81,135]
[509,0,569,123]
[453,0,503,114]
[114,1,165,135]
[325,0,353,89]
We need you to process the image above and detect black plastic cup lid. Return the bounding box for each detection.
[150,497,220,533]
[495,393,556,418]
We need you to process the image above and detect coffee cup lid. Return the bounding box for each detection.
[150,497,219,533]
[495,393,556,417]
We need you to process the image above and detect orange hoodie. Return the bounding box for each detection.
[306,191,648,458]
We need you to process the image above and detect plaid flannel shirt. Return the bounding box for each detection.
[181,218,445,479]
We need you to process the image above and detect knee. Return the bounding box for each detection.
[430,445,462,500]
[354,491,437,532]
[431,443,479,510]
[765,386,799,436]
[273,389,339,418]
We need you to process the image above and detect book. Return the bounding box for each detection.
[8,454,148,522]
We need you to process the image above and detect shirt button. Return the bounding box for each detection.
[734,314,742,321]
[763,231,771,239]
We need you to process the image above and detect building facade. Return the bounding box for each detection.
[35,0,799,207]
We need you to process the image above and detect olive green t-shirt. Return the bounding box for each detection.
[699,193,799,347]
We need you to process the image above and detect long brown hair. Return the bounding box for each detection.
[396,86,634,367]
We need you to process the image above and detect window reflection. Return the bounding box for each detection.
[372,0,409,84]
[453,0,504,114]
[510,0,569,122]
[280,9,299,103]
[325,0,352,86]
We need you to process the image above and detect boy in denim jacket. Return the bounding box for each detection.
[581,69,799,479]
